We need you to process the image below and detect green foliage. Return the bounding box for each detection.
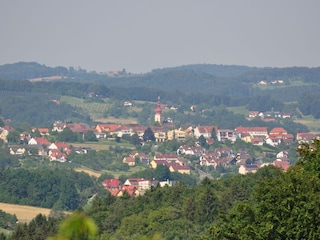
[84,130,98,142]
[143,127,155,142]
[0,168,96,210]
[8,214,60,240]
[0,210,17,230]
[48,211,98,240]
[56,128,78,142]
[6,130,20,144]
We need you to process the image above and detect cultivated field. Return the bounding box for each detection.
[0,202,52,223]
[75,168,101,178]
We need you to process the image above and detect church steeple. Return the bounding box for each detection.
[155,96,162,124]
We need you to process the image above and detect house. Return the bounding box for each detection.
[48,149,67,162]
[103,178,123,190]
[150,159,170,169]
[151,126,167,142]
[20,131,31,142]
[132,125,148,138]
[123,156,136,166]
[267,130,294,146]
[119,185,138,197]
[49,142,70,151]
[167,129,187,142]
[52,122,66,132]
[269,127,288,135]
[199,148,234,168]
[28,137,51,147]
[34,128,50,136]
[94,131,107,139]
[276,151,288,159]
[73,147,92,154]
[52,122,90,134]
[251,137,264,146]
[129,151,150,165]
[217,129,239,142]
[169,163,191,174]
[154,153,179,162]
[296,132,317,144]
[95,124,121,134]
[9,145,29,155]
[282,113,291,119]
[177,145,205,157]
[66,123,90,134]
[258,80,268,85]
[248,111,260,118]
[234,126,268,139]
[194,126,218,139]
[0,127,9,143]
[273,159,290,171]
[236,149,252,165]
[123,178,152,191]
[200,151,220,167]
[239,164,259,175]
[123,101,133,107]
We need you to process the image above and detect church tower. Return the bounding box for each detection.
[155,96,162,124]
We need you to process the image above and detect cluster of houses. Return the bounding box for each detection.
[0,120,318,163]
[258,79,284,86]
[248,110,292,121]
[123,152,191,174]
[238,150,291,175]
[103,177,175,197]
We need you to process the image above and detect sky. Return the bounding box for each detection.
[1,1,319,74]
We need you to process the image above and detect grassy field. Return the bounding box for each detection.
[75,165,148,178]
[294,115,320,133]
[0,202,52,223]
[61,96,140,123]
[71,140,135,151]
[227,106,248,116]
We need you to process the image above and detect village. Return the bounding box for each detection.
[0,97,318,197]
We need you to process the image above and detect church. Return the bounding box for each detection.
[154,96,162,125]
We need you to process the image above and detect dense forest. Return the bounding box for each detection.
[1,139,320,239]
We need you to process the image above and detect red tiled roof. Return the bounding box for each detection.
[273,159,290,171]
[103,178,122,188]
[269,127,287,135]
[55,142,69,149]
[34,137,50,146]
[123,157,135,163]
[235,126,268,133]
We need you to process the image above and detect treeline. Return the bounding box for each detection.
[0,62,68,80]
[0,168,97,210]
[299,92,320,119]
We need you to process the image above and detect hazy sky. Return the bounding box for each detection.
[1,1,319,73]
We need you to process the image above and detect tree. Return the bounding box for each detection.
[131,133,141,146]
[143,127,155,142]
[211,128,217,141]
[6,130,20,144]
[57,128,77,142]
[154,165,171,181]
[0,118,4,127]
[84,130,98,142]
[198,135,208,148]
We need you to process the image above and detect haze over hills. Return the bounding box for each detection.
[0,62,320,97]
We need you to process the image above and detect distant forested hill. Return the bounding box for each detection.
[0,62,68,80]
[1,62,320,121]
